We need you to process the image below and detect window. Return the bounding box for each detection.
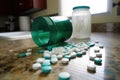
[59,0,113,16]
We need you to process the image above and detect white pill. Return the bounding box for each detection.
[90,54,96,60]
[51,54,57,58]
[59,72,70,80]
[70,52,76,58]
[81,50,86,54]
[95,40,99,43]
[99,45,104,48]
[36,58,45,63]
[94,47,100,52]
[87,63,96,71]
[44,53,51,59]
[26,52,32,56]
[96,52,102,57]
[32,63,41,70]
[51,58,58,64]
[57,54,63,60]
[44,50,50,54]
[61,58,69,64]
[27,48,32,52]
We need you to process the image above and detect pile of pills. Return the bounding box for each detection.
[18,41,104,78]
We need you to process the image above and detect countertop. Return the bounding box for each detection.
[0,32,120,80]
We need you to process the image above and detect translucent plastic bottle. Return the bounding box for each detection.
[31,16,72,47]
[72,6,91,39]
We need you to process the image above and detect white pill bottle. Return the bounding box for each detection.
[72,6,91,39]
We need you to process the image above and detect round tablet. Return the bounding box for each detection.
[32,63,41,70]
[77,52,82,57]
[61,58,69,64]
[51,54,57,58]
[19,53,26,58]
[42,62,51,66]
[94,58,102,64]
[70,52,76,58]
[44,53,51,59]
[96,52,102,57]
[26,52,32,56]
[59,72,70,80]
[27,48,32,52]
[51,58,58,64]
[99,45,104,48]
[87,63,96,71]
[81,50,86,55]
[64,55,71,60]
[89,54,96,60]
[57,54,63,60]
[42,66,52,73]
[94,47,100,53]
[36,58,45,63]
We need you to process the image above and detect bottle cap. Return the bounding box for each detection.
[73,6,90,10]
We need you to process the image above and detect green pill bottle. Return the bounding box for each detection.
[31,16,72,47]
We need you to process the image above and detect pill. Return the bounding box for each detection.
[32,63,41,70]
[42,66,52,73]
[95,40,99,43]
[59,72,70,80]
[99,45,104,48]
[42,62,51,66]
[61,58,69,64]
[43,60,50,63]
[57,54,63,60]
[47,46,53,51]
[70,52,76,58]
[96,52,102,57]
[26,52,32,56]
[94,47,100,52]
[76,52,83,57]
[89,54,96,60]
[36,58,45,63]
[39,50,44,53]
[19,53,26,58]
[44,53,51,59]
[27,49,32,52]
[87,63,96,71]
[64,55,71,60]
[51,58,58,64]
[81,50,86,55]
[51,54,57,58]
[94,58,102,64]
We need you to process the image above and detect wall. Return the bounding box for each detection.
[31,0,120,24]
[30,0,58,18]
[92,0,120,23]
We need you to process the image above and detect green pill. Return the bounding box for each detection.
[42,66,52,73]
[18,53,26,58]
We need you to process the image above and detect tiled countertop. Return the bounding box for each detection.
[0,32,120,80]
